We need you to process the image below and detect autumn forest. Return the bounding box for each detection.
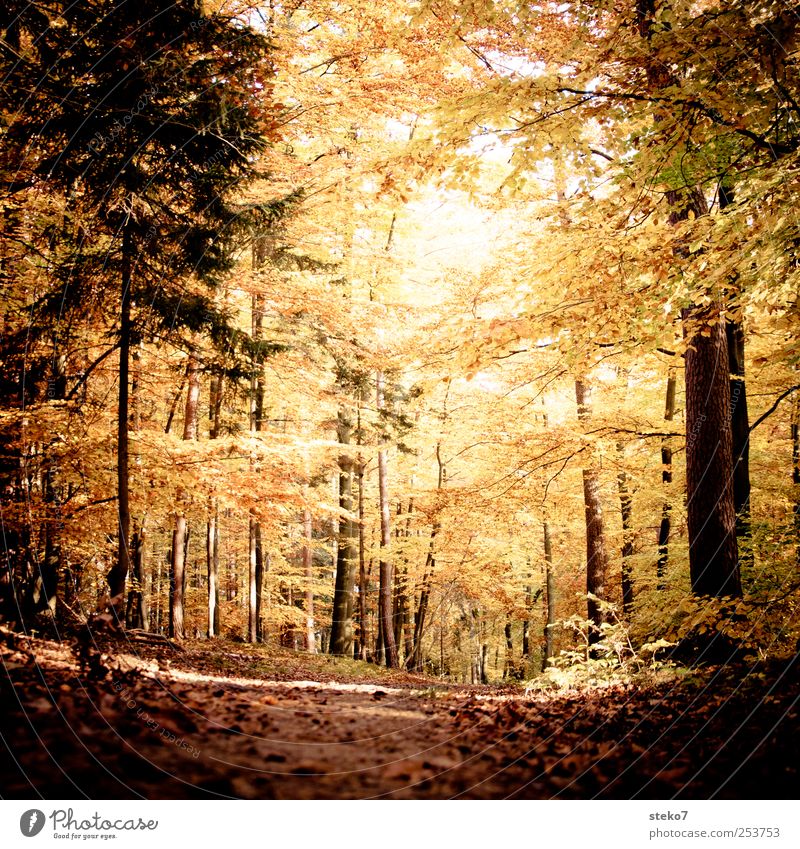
[2,0,800,802]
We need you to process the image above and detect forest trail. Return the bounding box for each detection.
[2,633,799,800]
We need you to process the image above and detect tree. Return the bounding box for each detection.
[1,0,279,621]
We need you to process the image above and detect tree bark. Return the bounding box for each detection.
[616,449,634,615]
[330,408,357,655]
[575,379,610,643]
[248,293,265,643]
[303,508,315,652]
[542,517,556,670]
[170,350,200,639]
[657,369,676,589]
[109,222,133,619]
[206,375,222,638]
[727,319,752,567]
[356,460,368,660]
[206,503,220,637]
[377,371,398,667]
[684,312,742,596]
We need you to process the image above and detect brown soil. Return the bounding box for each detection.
[1,631,798,799]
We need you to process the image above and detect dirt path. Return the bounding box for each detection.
[2,634,799,799]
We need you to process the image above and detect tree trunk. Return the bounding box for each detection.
[206,504,220,638]
[504,620,514,678]
[719,185,752,567]
[616,447,634,615]
[575,379,610,643]
[792,389,800,566]
[657,369,676,589]
[377,373,398,667]
[109,222,133,619]
[303,508,315,652]
[727,319,752,568]
[542,517,556,670]
[684,312,742,596]
[357,461,368,660]
[125,524,148,630]
[330,409,356,655]
[206,376,222,638]
[169,351,200,639]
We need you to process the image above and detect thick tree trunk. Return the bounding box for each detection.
[635,0,740,600]
[575,379,610,644]
[684,312,742,596]
[330,409,356,655]
[657,369,676,589]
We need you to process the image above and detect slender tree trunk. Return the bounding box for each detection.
[504,620,514,678]
[575,379,609,644]
[248,292,266,643]
[542,518,556,670]
[125,525,148,630]
[719,185,752,568]
[684,312,742,596]
[727,320,752,567]
[206,503,219,638]
[109,223,133,618]
[170,351,200,639]
[248,518,260,642]
[303,508,315,652]
[616,447,634,615]
[377,374,398,667]
[792,390,800,566]
[330,409,356,655]
[206,375,222,638]
[357,461,368,660]
[657,369,676,589]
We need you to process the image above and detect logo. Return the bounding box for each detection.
[19,810,46,837]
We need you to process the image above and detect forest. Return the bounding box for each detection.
[1,0,800,801]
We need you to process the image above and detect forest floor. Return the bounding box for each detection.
[1,629,799,799]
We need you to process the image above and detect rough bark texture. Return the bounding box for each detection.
[683,314,741,597]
